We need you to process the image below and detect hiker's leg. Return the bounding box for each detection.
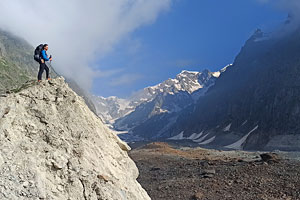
[45,64,50,79]
[38,63,45,81]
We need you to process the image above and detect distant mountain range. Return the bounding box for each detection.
[92,66,229,140]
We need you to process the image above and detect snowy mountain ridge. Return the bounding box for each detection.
[92,67,228,124]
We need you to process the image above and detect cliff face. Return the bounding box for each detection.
[0,78,150,200]
[166,27,300,151]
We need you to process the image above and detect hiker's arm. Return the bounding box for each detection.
[41,50,49,61]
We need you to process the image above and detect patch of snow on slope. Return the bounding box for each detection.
[223,123,232,132]
[190,84,202,92]
[193,133,209,143]
[199,136,216,145]
[212,64,232,78]
[212,71,221,78]
[188,131,203,140]
[168,131,185,140]
[224,125,259,150]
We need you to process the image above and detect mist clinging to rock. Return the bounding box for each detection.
[258,0,300,23]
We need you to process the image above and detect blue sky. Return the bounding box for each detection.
[91,0,286,98]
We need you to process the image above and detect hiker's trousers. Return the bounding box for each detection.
[38,62,49,81]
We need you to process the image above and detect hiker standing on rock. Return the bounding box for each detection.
[34,44,52,82]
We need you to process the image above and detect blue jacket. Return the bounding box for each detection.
[41,50,50,61]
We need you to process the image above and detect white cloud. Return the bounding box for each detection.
[94,68,125,78]
[0,0,171,90]
[255,0,300,37]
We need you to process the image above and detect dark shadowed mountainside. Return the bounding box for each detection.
[165,25,300,151]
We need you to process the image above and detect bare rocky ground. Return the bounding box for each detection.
[129,142,300,200]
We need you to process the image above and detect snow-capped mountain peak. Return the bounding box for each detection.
[92,67,229,125]
[146,69,214,96]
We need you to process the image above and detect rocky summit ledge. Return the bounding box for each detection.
[0,77,150,200]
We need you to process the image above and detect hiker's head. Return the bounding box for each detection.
[43,44,49,51]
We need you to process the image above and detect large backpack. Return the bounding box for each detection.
[34,44,44,62]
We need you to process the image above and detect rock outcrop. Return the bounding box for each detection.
[0,77,150,200]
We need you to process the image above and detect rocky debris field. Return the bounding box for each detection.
[130,142,300,200]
